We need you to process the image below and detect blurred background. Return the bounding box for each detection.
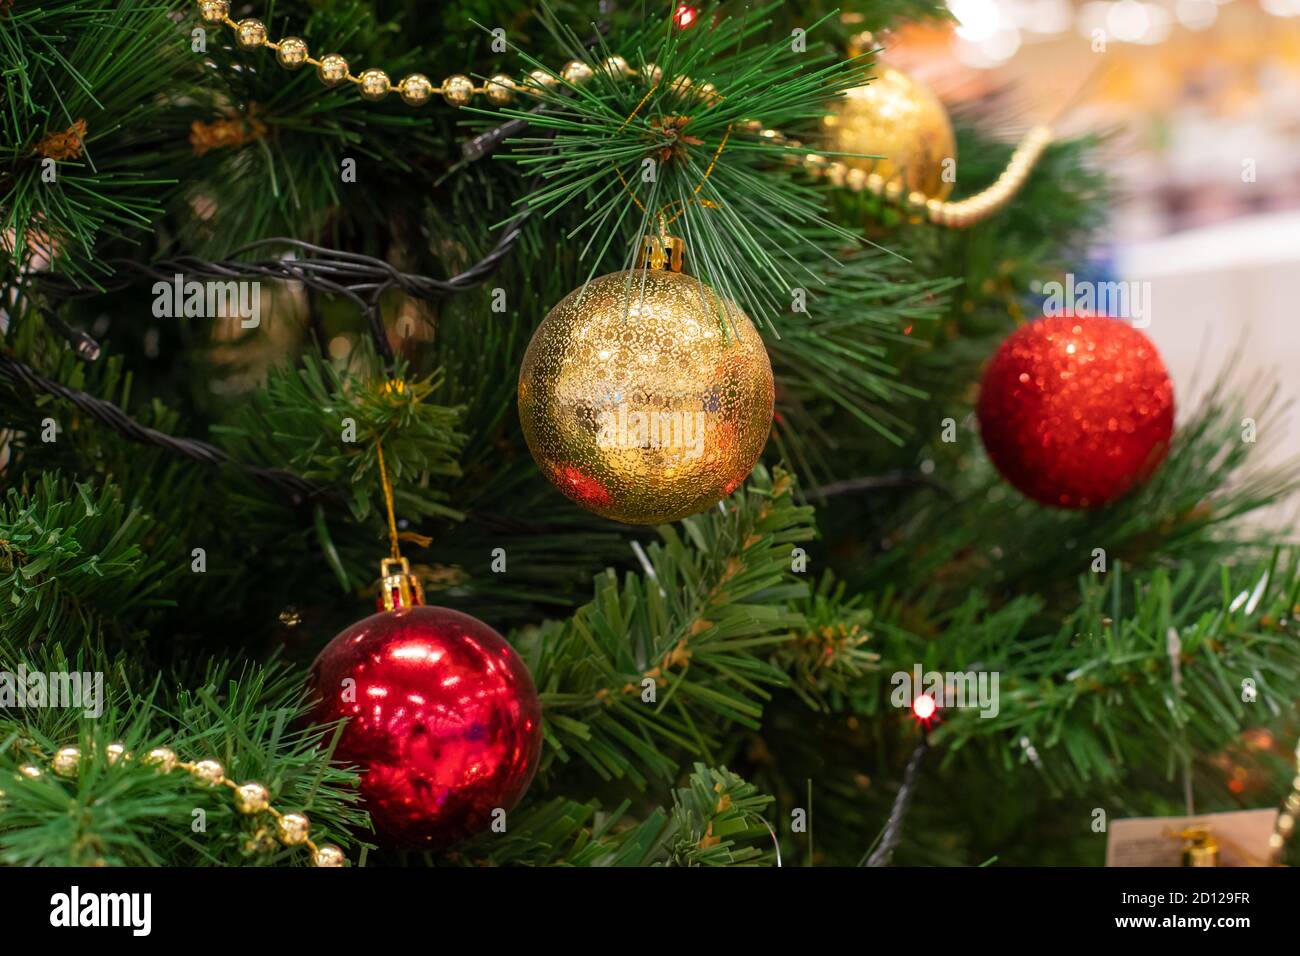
[887,0,1300,480]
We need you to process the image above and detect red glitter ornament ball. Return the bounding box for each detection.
[310,606,542,848]
[976,316,1174,509]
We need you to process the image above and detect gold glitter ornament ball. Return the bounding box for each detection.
[822,65,956,200]
[518,269,774,524]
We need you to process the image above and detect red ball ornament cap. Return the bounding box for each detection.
[311,602,543,848]
[976,315,1175,509]
[377,556,425,611]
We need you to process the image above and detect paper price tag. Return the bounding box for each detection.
[1106,808,1278,867]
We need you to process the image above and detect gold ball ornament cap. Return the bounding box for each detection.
[518,268,774,525]
[823,65,956,201]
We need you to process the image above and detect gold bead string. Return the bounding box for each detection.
[1268,735,1300,864]
[759,121,1054,229]
[10,742,348,867]
[196,0,1046,227]
[196,0,649,108]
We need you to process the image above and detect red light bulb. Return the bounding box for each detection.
[912,694,937,721]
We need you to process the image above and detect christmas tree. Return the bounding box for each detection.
[2,0,1298,870]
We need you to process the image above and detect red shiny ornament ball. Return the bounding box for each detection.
[976,316,1174,509]
[310,606,542,848]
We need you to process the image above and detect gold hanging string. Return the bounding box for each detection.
[612,117,733,233]
[658,121,733,228]
[618,81,661,132]
[375,436,402,562]
[372,387,426,610]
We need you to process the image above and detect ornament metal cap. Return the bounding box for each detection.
[378,556,425,612]
[1180,826,1219,867]
[640,234,685,272]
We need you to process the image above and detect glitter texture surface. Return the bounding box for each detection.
[976,316,1175,509]
[517,269,775,524]
[822,65,956,200]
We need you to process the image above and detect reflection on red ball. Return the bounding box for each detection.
[976,316,1174,509]
[310,606,542,848]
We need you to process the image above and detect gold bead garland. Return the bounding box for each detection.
[201,1,555,109]
[236,17,268,49]
[485,73,517,105]
[317,53,350,87]
[52,746,81,777]
[9,742,348,867]
[277,36,309,69]
[440,74,476,108]
[358,68,392,101]
[1269,736,1300,864]
[759,121,1054,229]
[195,1,1050,228]
[197,0,228,24]
[398,73,435,106]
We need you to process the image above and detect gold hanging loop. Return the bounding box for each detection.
[640,234,685,272]
[373,398,425,611]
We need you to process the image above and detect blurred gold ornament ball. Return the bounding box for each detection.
[190,759,225,785]
[313,844,346,867]
[277,37,309,70]
[234,781,271,814]
[52,746,81,778]
[518,269,774,525]
[358,68,392,101]
[277,812,311,846]
[145,746,177,772]
[198,0,229,24]
[235,18,267,49]
[822,65,956,201]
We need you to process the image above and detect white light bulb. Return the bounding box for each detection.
[982,26,1024,61]
[1175,0,1218,28]
[949,0,1003,41]
[1108,0,1150,42]
[1026,0,1074,32]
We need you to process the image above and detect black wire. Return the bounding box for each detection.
[14,7,601,505]
[802,470,957,502]
[0,350,331,505]
[863,732,928,867]
[35,209,532,366]
[16,207,532,502]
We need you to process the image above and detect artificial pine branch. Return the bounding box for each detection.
[215,349,466,525]
[521,465,814,788]
[455,763,775,866]
[931,553,1300,793]
[850,368,1300,608]
[0,660,367,866]
[0,472,177,649]
[495,2,871,326]
[1,0,189,282]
